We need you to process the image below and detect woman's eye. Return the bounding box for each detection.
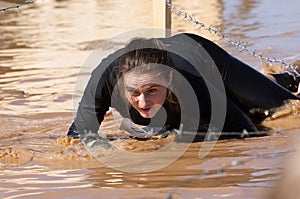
[132,91,140,96]
[131,92,140,97]
[148,88,158,93]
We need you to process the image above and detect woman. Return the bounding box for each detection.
[67,33,300,140]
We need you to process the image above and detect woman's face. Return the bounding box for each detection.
[123,71,170,118]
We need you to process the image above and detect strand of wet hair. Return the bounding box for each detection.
[165,0,300,78]
[164,146,295,199]
[0,0,39,15]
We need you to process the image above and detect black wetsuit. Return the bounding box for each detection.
[68,33,299,139]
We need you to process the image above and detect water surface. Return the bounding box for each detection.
[1,0,300,199]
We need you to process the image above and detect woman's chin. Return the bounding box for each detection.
[141,114,151,118]
[139,109,158,118]
[139,111,152,118]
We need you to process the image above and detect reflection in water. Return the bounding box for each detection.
[0,0,300,199]
[1,165,93,199]
[222,0,300,66]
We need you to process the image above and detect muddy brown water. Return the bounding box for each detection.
[1,0,300,199]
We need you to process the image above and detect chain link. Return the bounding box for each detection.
[174,126,300,139]
[165,0,300,78]
[0,0,38,14]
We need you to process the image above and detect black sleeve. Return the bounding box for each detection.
[68,49,124,139]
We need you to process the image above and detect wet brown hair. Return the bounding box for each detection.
[113,37,179,107]
[117,37,172,82]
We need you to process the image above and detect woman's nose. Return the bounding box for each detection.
[137,94,149,108]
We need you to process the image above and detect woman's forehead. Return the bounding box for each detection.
[124,72,168,88]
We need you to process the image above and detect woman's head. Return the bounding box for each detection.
[117,37,174,118]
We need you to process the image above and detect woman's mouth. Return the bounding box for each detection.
[137,105,161,118]
[139,108,151,113]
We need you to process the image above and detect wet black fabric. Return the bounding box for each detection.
[67,33,299,139]
[181,33,298,109]
[270,72,299,92]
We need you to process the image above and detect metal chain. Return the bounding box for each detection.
[0,0,38,14]
[165,0,300,78]
[174,126,300,139]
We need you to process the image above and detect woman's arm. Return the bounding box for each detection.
[67,49,124,139]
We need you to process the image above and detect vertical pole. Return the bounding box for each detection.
[165,0,172,37]
[153,0,172,37]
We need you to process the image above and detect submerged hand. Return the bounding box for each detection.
[119,118,175,139]
[120,118,153,138]
[81,131,111,149]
